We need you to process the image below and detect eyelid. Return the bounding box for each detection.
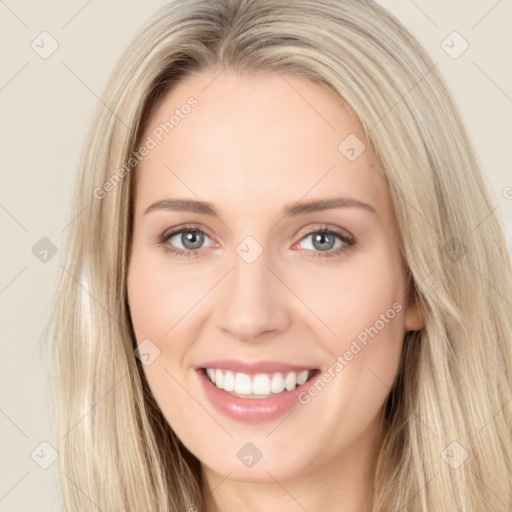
[158,222,356,258]
[292,223,355,245]
[159,223,217,249]
[160,222,214,240]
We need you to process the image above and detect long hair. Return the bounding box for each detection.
[46,0,512,510]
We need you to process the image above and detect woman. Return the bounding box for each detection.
[48,0,512,510]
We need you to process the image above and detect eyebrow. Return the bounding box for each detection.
[143,196,377,217]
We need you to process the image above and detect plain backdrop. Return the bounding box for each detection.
[0,1,511,510]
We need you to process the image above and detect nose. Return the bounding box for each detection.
[213,246,291,343]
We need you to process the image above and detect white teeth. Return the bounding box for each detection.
[284,372,296,391]
[252,374,271,395]
[223,370,235,392]
[234,373,252,394]
[297,370,309,385]
[271,373,285,393]
[204,368,313,398]
[214,369,223,389]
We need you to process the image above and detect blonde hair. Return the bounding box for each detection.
[47,0,512,510]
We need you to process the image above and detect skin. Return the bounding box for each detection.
[127,67,424,512]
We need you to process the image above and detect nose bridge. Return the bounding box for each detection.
[213,240,290,341]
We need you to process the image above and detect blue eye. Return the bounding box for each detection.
[159,226,214,257]
[159,225,355,258]
[296,229,355,258]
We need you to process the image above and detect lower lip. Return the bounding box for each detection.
[197,369,319,423]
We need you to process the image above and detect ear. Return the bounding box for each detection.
[404,285,425,332]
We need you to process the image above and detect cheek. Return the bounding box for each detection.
[326,265,406,357]
[296,245,407,356]
[127,249,213,342]
[126,249,216,409]
[293,249,407,444]
[126,252,207,428]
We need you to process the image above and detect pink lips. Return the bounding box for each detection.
[195,359,320,423]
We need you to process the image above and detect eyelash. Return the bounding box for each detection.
[158,224,356,259]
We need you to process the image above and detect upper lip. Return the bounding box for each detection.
[195,359,319,375]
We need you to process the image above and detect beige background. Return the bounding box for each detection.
[0,1,511,510]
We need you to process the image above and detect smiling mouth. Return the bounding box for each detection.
[201,367,320,399]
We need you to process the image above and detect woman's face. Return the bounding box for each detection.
[127,68,424,484]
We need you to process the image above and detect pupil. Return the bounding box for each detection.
[313,232,334,251]
[180,231,335,251]
[183,230,203,250]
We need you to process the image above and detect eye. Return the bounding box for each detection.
[158,224,356,259]
[293,227,356,258]
[159,225,215,257]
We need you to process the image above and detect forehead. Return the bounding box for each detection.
[134,68,388,217]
